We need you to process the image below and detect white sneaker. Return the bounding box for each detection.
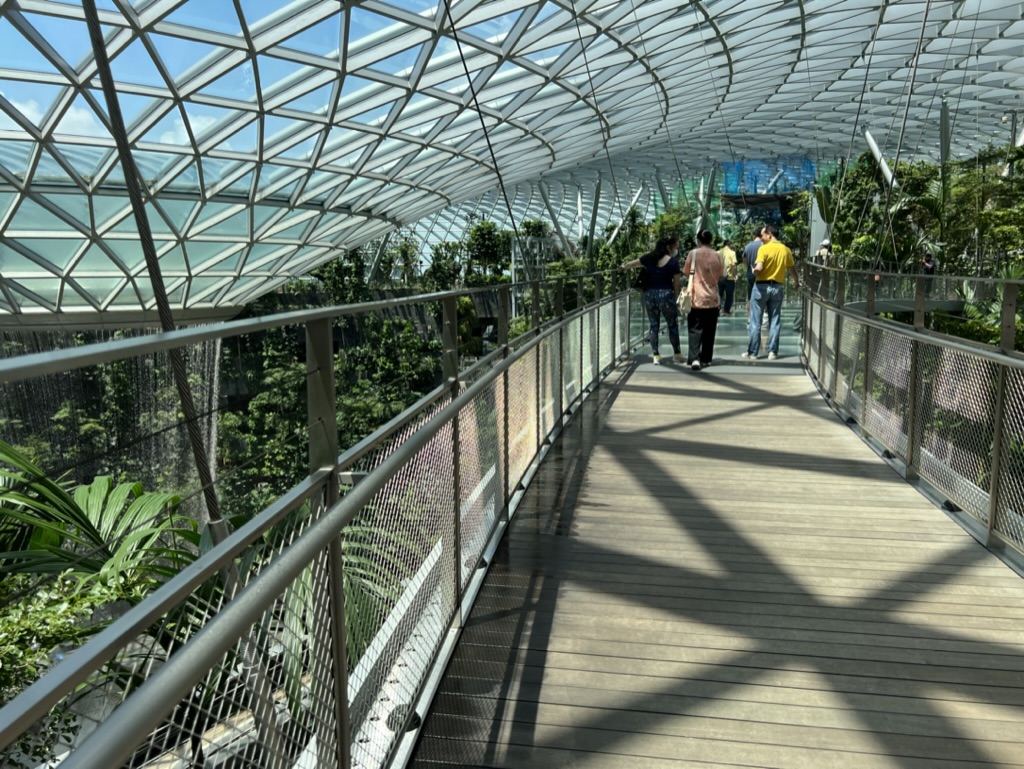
[741,352,755,360]
[652,354,661,365]
[691,360,701,370]
[767,352,779,361]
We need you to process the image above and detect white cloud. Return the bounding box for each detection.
[160,114,221,146]
[54,103,106,137]
[0,95,44,133]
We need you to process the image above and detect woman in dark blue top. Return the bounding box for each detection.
[621,236,682,364]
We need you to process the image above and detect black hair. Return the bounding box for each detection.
[696,229,713,246]
[652,235,679,257]
[763,225,779,239]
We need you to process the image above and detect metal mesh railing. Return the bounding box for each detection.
[995,369,1024,549]
[804,293,1024,562]
[0,282,632,769]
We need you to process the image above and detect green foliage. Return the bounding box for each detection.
[464,220,510,282]
[519,219,550,237]
[422,242,463,292]
[0,440,188,595]
[651,206,691,245]
[0,573,121,766]
[824,147,1024,275]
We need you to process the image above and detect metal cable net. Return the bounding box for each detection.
[3,0,1024,318]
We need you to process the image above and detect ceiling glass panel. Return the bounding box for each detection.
[1,0,1022,320]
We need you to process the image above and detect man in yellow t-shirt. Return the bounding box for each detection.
[741,226,801,361]
[718,240,737,315]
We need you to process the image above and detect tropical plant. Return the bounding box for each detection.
[0,440,188,594]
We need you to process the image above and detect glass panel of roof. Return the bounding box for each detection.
[110,40,169,90]
[69,278,119,304]
[244,242,288,268]
[185,276,231,303]
[147,33,226,86]
[91,197,130,232]
[0,84,57,135]
[13,278,61,305]
[464,10,523,44]
[195,61,258,103]
[0,22,43,77]
[22,238,83,272]
[32,151,81,190]
[61,285,99,308]
[6,198,76,233]
[157,244,189,272]
[278,83,334,116]
[53,95,107,139]
[163,0,245,36]
[161,161,200,190]
[75,244,124,272]
[40,193,90,228]
[375,0,438,14]
[201,209,251,237]
[277,13,342,57]
[105,238,147,272]
[364,44,425,80]
[193,244,245,273]
[20,12,92,70]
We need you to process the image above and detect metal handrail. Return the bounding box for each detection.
[802,285,1024,565]
[55,313,562,769]
[0,279,642,769]
[0,272,613,385]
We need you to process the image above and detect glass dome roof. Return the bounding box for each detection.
[1,0,1022,323]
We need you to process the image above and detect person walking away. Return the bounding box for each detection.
[621,236,682,365]
[814,239,832,266]
[742,226,764,321]
[743,226,800,361]
[682,229,725,370]
[921,252,937,297]
[718,239,737,315]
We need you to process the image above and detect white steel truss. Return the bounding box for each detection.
[0,0,1022,320]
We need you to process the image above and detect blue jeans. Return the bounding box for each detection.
[747,283,784,356]
[643,288,680,356]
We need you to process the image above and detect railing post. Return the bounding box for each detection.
[611,274,618,367]
[441,295,459,382]
[531,281,542,334]
[866,272,877,317]
[498,286,510,522]
[861,325,872,428]
[985,283,1019,545]
[914,276,926,330]
[594,274,603,382]
[833,271,845,397]
[452,405,463,627]
[555,278,565,318]
[305,318,349,769]
[817,271,828,379]
[904,339,922,480]
[441,296,463,625]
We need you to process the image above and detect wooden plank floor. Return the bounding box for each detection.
[409,359,1024,769]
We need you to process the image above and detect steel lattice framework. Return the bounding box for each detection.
[0,0,1023,322]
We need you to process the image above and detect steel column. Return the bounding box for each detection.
[305,318,348,768]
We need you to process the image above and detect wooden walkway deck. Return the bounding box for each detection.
[410,358,1024,769]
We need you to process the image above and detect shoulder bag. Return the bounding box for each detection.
[677,251,696,314]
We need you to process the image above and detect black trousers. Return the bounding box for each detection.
[687,306,720,365]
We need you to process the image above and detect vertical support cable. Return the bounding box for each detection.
[82,0,222,529]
